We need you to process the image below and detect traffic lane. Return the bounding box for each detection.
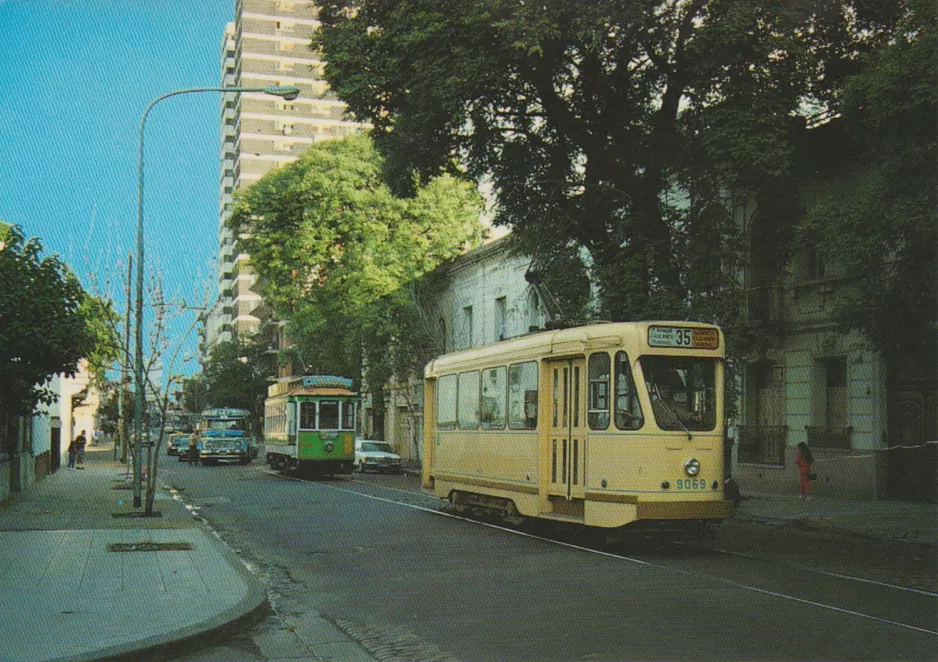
[159,467,928,659]
[229,473,936,661]
[305,475,938,654]
[353,470,938,597]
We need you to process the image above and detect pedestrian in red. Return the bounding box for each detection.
[795,441,814,499]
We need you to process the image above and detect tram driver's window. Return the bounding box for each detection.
[508,361,538,429]
[319,400,340,429]
[299,401,316,430]
[588,353,610,430]
[614,351,643,430]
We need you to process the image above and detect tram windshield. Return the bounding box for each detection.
[641,356,717,432]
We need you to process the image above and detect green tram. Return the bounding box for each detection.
[264,375,358,475]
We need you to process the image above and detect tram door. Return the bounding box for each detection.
[546,358,587,502]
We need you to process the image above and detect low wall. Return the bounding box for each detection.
[737,446,881,500]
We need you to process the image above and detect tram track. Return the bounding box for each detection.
[267,468,938,638]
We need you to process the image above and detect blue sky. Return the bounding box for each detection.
[0,0,233,378]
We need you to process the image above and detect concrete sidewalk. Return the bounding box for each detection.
[0,444,267,662]
[735,487,938,547]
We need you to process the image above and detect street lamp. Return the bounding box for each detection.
[133,84,300,508]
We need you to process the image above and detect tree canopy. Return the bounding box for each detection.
[800,13,937,357]
[229,133,482,394]
[201,340,270,419]
[0,226,115,429]
[314,0,931,350]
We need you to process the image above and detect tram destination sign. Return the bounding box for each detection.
[648,325,720,350]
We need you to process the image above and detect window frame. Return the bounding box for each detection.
[508,361,539,430]
[588,353,611,430]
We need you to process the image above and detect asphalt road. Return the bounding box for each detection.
[160,453,938,661]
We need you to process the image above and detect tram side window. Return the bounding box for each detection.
[458,371,480,430]
[588,353,610,430]
[437,374,458,430]
[508,361,538,430]
[299,401,316,430]
[480,366,506,429]
[288,402,297,435]
[341,402,355,430]
[320,400,340,429]
[615,352,643,430]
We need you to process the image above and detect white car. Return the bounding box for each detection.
[354,439,402,474]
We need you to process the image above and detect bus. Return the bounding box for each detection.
[264,375,358,475]
[196,408,256,465]
[422,321,735,532]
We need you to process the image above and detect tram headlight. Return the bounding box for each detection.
[684,458,701,477]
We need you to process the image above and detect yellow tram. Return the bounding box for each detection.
[422,321,735,531]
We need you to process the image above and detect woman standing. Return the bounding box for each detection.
[795,441,814,499]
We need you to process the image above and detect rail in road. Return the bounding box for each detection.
[267,469,938,640]
[160,459,937,660]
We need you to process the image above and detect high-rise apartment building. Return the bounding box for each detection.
[202,1,366,357]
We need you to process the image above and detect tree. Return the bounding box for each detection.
[180,375,209,414]
[800,11,937,359]
[229,134,482,416]
[202,340,270,420]
[314,0,913,330]
[0,226,113,452]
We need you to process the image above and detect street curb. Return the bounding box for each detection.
[55,527,270,662]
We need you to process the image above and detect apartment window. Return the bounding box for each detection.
[494,296,507,342]
[806,357,851,449]
[738,362,786,465]
[526,290,541,331]
[438,318,448,354]
[459,305,473,350]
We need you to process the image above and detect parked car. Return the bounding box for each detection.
[354,439,402,474]
[166,433,189,456]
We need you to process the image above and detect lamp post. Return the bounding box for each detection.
[133,84,300,508]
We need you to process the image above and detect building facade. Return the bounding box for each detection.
[373,236,548,463]
[202,1,367,356]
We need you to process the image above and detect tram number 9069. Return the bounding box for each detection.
[676,478,707,490]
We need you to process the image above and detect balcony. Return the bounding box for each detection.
[806,426,853,450]
[737,425,787,466]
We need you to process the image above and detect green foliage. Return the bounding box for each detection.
[0,226,98,419]
[316,0,932,381]
[229,134,482,395]
[180,376,209,414]
[79,294,122,388]
[201,340,271,418]
[319,0,859,329]
[801,13,937,357]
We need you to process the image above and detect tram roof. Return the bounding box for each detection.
[424,321,723,377]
